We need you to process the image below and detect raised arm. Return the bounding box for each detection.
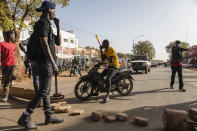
[178,47,189,52]
[53,17,61,46]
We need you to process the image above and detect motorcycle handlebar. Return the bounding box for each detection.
[95,61,104,67]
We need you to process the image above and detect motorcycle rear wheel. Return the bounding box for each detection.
[75,69,79,77]
[74,79,93,101]
[117,77,133,96]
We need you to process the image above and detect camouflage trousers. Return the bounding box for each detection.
[1,65,17,97]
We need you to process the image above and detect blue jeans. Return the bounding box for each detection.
[31,61,39,92]
[27,61,53,112]
[101,66,117,96]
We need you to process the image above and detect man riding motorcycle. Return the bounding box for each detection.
[70,56,82,77]
[100,39,120,103]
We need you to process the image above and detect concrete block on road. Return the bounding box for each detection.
[189,108,197,116]
[58,101,67,106]
[163,109,188,131]
[116,113,128,121]
[189,108,197,121]
[71,110,85,116]
[91,110,107,121]
[104,114,117,123]
[51,103,61,111]
[134,116,148,126]
[54,106,71,113]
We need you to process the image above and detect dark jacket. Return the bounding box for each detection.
[171,46,187,65]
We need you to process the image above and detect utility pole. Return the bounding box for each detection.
[132,34,144,54]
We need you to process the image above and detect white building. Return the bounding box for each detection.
[0,27,79,60]
[53,28,78,59]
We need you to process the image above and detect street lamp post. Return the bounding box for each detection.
[186,28,189,43]
[132,34,144,54]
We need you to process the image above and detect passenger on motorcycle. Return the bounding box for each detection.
[100,39,120,103]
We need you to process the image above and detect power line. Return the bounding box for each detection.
[60,21,122,44]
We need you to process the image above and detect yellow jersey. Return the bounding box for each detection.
[103,47,119,68]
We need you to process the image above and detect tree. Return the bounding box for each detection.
[0,0,69,80]
[85,46,91,49]
[133,40,155,59]
[117,53,131,58]
[125,53,131,58]
[117,52,125,58]
[165,41,190,59]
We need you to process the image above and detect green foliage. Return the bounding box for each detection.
[85,46,93,49]
[117,53,125,58]
[165,41,190,58]
[0,0,69,34]
[0,2,14,31]
[133,40,156,59]
[117,53,130,58]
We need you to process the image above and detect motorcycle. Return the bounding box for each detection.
[74,61,134,101]
[70,64,81,77]
[62,64,70,72]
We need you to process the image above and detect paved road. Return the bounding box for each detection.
[1,67,197,131]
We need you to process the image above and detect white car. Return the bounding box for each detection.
[131,56,151,74]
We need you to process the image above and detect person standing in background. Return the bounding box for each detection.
[0,30,17,103]
[170,40,190,92]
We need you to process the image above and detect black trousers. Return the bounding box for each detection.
[170,66,183,89]
[70,66,81,76]
[27,62,53,113]
[101,66,117,95]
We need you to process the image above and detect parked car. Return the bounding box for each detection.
[151,62,158,67]
[182,64,193,68]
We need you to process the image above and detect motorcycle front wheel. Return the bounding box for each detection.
[117,77,133,96]
[74,79,93,101]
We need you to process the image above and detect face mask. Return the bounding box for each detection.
[178,44,181,47]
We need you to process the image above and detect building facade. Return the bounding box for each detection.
[188,45,197,64]
[0,28,79,60]
[76,47,99,58]
[53,28,78,59]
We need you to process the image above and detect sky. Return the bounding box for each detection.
[55,0,197,61]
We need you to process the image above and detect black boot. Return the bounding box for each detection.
[17,113,38,129]
[45,111,64,125]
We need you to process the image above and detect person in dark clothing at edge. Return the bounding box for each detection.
[170,40,190,92]
[100,39,120,103]
[19,39,41,105]
[18,1,64,129]
[19,39,33,79]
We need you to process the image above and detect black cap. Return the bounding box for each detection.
[175,40,181,45]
